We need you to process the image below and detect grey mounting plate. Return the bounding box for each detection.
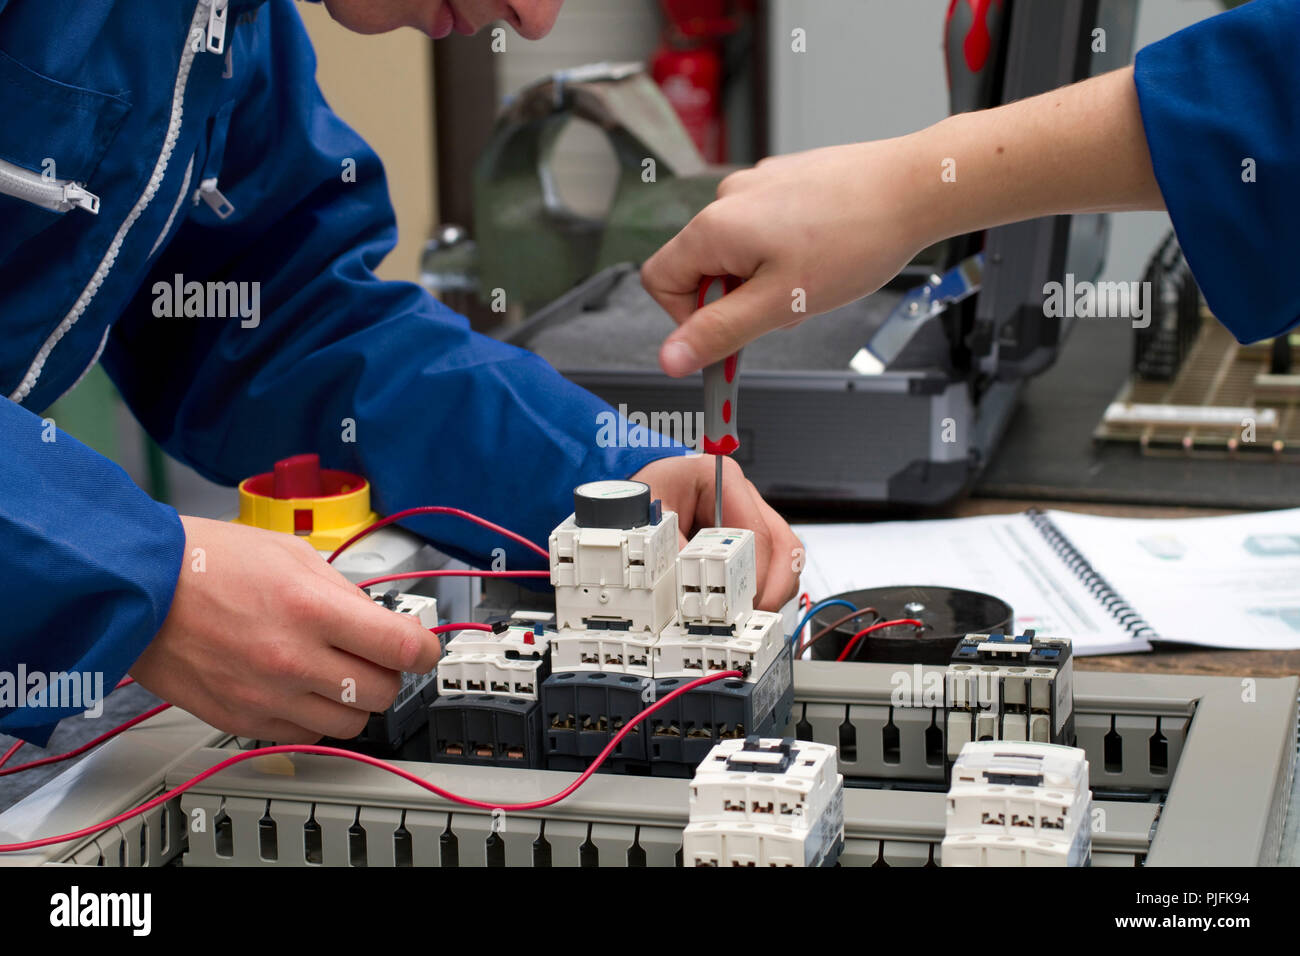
[1,666,1294,867]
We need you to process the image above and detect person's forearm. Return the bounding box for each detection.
[644,65,1172,375]
[905,65,1165,249]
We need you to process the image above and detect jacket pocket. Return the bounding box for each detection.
[192,99,236,220]
[0,46,130,258]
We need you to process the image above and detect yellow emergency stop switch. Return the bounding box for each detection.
[233,453,378,551]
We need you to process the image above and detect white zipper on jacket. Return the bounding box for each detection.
[8,1,213,404]
[149,153,196,258]
[194,176,235,218]
[0,157,100,214]
[207,0,230,54]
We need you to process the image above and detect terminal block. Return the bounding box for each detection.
[346,590,440,751]
[676,528,755,633]
[655,609,783,680]
[428,694,544,768]
[541,670,653,764]
[683,736,845,867]
[944,632,1074,762]
[941,740,1092,867]
[549,481,679,637]
[437,616,552,700]
[549,628,658,678]
[542,642,795,775]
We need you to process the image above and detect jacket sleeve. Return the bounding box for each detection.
[1133,0,1300,343]
[0,399,183,744]
[101,0,685,572]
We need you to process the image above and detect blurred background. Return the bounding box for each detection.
[50,0,1232,518]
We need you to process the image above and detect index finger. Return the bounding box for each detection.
[641,208,734,325]
[324,592,442,674]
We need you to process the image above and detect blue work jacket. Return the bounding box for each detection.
[1134,0,1299,340]
[0,0,680,742]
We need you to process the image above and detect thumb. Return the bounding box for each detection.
[658,274,790,377]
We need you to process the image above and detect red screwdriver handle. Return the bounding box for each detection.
[698,275,743,456]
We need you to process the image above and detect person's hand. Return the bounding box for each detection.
[130,516,441,743]
[643,66,1163,378]
[630,455,800,611]
[642,139,930,377]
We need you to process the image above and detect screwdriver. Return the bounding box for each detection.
[697,275,743,527]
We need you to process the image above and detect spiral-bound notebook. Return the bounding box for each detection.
[794,507,1300,655]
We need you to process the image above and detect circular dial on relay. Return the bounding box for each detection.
[573,479,652,529]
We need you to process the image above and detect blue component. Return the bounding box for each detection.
[534,622,544,637]
[650,499,663,525]
[1035,648,1060,658]
[789,599,858,648]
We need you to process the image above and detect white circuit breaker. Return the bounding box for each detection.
[365,589,440,737]
[437,612,553,700]
[655,609,783,680]
[683,737,845,867]
[941,740,1092,867]
[549,481,680,637]
[366,588,439,629]
[547,483,793,686]
[676,528,755,630]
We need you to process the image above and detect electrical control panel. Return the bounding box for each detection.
[538,482,795,775]
[30,465,1286,873]
[942,740,1092,867]
[944,632,1075,760]
[683,736,845,867]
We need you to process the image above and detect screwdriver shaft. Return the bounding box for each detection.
[714,453,723,527]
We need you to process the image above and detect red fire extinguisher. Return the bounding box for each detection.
[651,0,744,164]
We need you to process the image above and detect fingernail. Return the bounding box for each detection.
[660,340,700,377]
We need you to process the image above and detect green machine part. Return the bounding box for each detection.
[471,63,728,312]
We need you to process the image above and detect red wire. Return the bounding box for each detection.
[0,670,741,854]
[327,506,549,564]
[0,739,22,770]
[835,618,925,662]
[429,622,492,636]
[0,704,174,778]
[357,569,551,590]
[0,674,141,772]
